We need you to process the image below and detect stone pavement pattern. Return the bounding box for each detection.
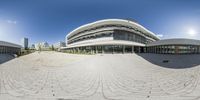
[0,51,200,100]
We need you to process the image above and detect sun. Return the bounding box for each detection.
[188,29,196,36]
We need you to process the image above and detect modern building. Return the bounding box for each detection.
[21,38,28,49]
[0,41,21,54]
[42,42,49,48]
[61,19,200,54]
[62,19,160,53]
[146,38,200,54]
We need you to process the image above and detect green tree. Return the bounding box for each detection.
[38,45,42,52]
[50,45,55,51]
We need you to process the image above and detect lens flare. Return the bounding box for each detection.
[188,29,196,36]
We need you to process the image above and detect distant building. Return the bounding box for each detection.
[41,42,49,48]
[21,38,28,49]
[53,41,66,50]
[31,44,35,49]
[35,42,50,50]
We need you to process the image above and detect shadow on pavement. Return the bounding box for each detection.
[0,54,15,64]
[137,53,200,69]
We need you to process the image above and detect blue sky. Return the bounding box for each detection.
[0,0,200,45]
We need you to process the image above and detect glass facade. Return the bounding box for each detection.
[64,20,160,54]
[113,30,146,44]
[67,24,158,45]
[146,45,200,54]
[62,45,142,54]
[0,46,21,54]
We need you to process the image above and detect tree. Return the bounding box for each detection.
[38,45,42,52]
[50,45,55,51]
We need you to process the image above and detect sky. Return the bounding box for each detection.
[0,0,200,46]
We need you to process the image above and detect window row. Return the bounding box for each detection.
[147,45,200,54]
[68,24,157,41]
[0,46,20,54]
[113,30,146,44]
[68,32,113,44]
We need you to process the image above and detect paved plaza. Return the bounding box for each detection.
[1,51,200,100]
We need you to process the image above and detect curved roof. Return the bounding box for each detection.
[66,19,160,40]
[147,38,200,46]
[0,41,22,48]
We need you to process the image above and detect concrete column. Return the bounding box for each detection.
[95,46,98,54]
[102,46,104,54]
[132,46,134,53]
[77,47,80,53]
[112,45,114,54]
[84,49,86,53]
[90,46,92,54]
[123,45,125,54]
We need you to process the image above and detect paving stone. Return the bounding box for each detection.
[0,51,200,100]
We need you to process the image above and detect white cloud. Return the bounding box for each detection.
[6,20,17,24]
[157,34,164,38]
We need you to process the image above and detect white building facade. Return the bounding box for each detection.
[62,19,159,53]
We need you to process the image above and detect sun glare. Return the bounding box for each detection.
[188,29,196,36]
